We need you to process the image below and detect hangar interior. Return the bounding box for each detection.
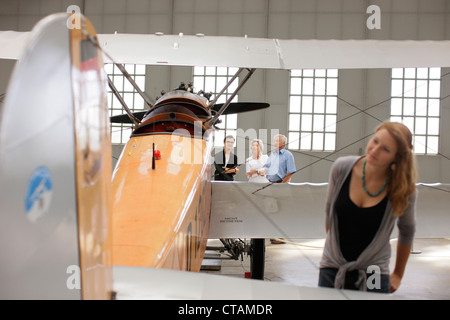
[1,0,450,183]
[0,0,449,299]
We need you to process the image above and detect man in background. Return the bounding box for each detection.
[261,134,296,244]
[262,134,296,183]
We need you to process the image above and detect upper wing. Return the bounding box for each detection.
[83,35,450,69]
[0,30,31,60]
[2,30,450,69]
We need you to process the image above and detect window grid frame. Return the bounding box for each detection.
[288,69,338,152]
[106,63,146,145]
[193,66,239,147]
[390,67,441,155]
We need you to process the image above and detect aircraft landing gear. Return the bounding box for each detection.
[249,239,265,280]
[206,238,266,280]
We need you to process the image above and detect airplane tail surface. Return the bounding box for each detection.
[0,13,113,300]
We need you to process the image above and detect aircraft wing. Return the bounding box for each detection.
[209,181,327,239]
[2,31,450,69]
[0,31,31,60]
[209,181,450,239]
[98,34,450,69]
[113,265,412,300]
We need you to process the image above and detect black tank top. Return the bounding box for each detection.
[335,172,388,261]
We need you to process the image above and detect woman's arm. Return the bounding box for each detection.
[324,161,340,232]
[246,159,254,178]
[246,169,257,178]
[391,191,417,292]
[390,242,411,293]
[281,172,294,183]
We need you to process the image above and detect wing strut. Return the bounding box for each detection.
[207,68,244,108]
[206,67,256,129]
[81,29,154,125]
[107,75,141,126]
[111,62,154,108]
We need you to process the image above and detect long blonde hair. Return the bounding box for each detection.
[377,122,418,216]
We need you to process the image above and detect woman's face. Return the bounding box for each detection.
[251,142,260,156]
[365,128,398,169]
[225,138,234,151]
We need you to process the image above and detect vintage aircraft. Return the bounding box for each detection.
[1,12,450,300]
[110,85,262,273]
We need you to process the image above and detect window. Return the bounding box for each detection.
[193,66,239,147]
[390,67,441,155]
[105,64,146,144]
[288,69,338,151]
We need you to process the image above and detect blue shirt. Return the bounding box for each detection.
[264,148,296,182]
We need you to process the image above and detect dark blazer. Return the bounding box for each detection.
[214,150,238,181]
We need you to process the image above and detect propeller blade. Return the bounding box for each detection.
[110,102,270,123]
[211,102,269,115]
[110,111,147,123]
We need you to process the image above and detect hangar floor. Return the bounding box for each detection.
[201,238,450,300]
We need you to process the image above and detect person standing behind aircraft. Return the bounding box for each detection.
[260,134,296,244]
[319,121,417,293]
[261,134,296,183]
[246,139,269,183]
[214,135,239,181]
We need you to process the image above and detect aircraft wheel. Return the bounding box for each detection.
[250,238,265,280]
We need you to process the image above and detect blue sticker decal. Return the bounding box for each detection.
[25,166,53,222]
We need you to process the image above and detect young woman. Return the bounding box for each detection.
[319,121,418,293]
[246,139,269,183]
[213,135,239,181]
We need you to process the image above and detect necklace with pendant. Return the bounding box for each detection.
[362,159,389,197]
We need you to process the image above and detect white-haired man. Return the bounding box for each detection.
[261,134,296,183]
[260,134,296,244]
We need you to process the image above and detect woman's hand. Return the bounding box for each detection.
[246,169,256,178]
[390,242,411,293]
[389,273,402,293]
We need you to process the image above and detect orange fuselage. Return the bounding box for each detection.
[112,132,212,271]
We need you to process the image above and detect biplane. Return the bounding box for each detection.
[1,12,450,300]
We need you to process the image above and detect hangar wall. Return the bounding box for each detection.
[1,0,449,183]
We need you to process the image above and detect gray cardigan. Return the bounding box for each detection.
[319,155,417,290]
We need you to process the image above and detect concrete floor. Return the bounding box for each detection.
[202,238,450,300]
